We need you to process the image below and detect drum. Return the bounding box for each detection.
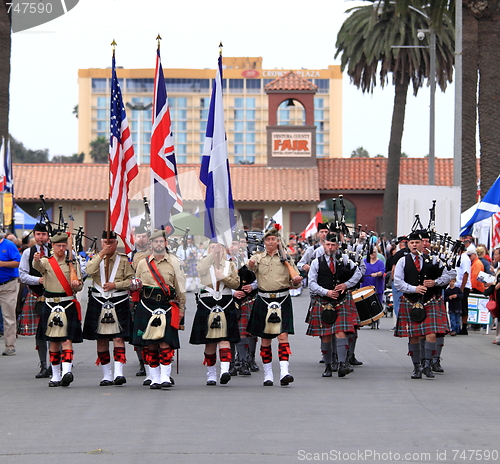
[352,286,384,326]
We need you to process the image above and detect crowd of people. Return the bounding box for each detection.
[1,214,499,387]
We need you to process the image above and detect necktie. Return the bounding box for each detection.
[329,257,335,273]
[39,246,45,258]
[414,255,420,272]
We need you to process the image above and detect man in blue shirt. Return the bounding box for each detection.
[0,230,21,356]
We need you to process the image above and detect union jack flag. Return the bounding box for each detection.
[109,51,138,253]
[150,46,183,233]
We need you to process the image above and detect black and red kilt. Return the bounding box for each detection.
[394,295,450,338]
[237,296,256,338]
[83,292,132,341]
[131,298,180,349]
[247,293,294,339]
[189,294,240,345]
[18,291,41,336]
[306,294,355,337]
[39,292,83,343]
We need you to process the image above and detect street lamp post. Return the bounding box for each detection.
[125,102,153,165]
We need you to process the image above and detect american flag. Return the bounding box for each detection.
[109,51,138,253]
[200,53,235,246]
[150,46,182,233]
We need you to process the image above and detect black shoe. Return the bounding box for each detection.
[331,357,339,372]
[348,356,363,366]
[143,379,152,386]
[60,372,74,387]
[48,380,60,387]
[100,379,113,386]
[431,359,444,373]
[206,380,217,386]
[161,381,173,389]
[169,376,175,386]
[220,372,231,385]
[248,358,260,372]
[238,361,251,376]
[280,374,294,386]
[113,376,127,386]
[149,383,161,389]
[263,380,273,386]
[136,363,146,376]
[338,362,353,378]
[228,363,238,376]
[422,360,435,378]
[411,364,422,379]
[35,363,51,379]
[322,364,333,378]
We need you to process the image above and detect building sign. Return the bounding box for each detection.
[263,70,321,78]
[272,132,311,157]
[242,70,260,78]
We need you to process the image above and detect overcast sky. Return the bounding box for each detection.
[10,0,455,159]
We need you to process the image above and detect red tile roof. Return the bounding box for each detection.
[14,164,319,203]
[264,71,317,92]
[318,158,455,191]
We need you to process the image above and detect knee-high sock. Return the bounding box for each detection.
[435,335,444,359]
[159,347,175,365]
[96,350,111,366]
[113,347,126,364]
[203,352,217,367]
[347,333,357,357]
[219,347,232,363]
[260,345,272,364]
[419,338,425,360]
[248,336,257,358]
[278,342,291,361]
[148,349,160,368]
[424,341,437,361]
[336,337,349,363]
[321,340,332,365]
[408,343,420,365]
[237,338,249,362]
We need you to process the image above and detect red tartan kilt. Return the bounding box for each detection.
[306,294,355,337]
[18,292,41,336]
[347,293,361,328]
[394,296,450,338]
[237,296,255,338]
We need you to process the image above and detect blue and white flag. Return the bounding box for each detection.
[461,175,500,236]
[200,54,235,245]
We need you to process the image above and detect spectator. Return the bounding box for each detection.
[444,278,463,336]
[476,245,493,275]
[468,244,485,294]
[363,246,385,305]
[484,247,500,344]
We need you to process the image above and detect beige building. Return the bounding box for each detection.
[78,57,342,165]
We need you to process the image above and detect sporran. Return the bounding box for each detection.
[263,301,282,335]
[45,304,68,338]
[206,305,227,339]
[97,301,122,335]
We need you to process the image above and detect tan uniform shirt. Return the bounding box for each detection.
[249,250,299,291]
[132,249,151,271]
[197,254,240,290]
[86,252,134,291]
[33,256,83,294]
[135,253,186,311]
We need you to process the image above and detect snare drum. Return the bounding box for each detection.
[352,286,384,326]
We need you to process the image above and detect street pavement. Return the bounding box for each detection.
[1,288,500,464]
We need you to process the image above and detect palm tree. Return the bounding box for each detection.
[0,2,11,141]
[335,1,454,236]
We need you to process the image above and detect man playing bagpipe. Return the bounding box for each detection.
[247,227,302,387]
[132,229,186,390]
[33,232,83,387]
[83,231,134,386]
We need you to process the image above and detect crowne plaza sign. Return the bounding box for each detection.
[272,132,311,157]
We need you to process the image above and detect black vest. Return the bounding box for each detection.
[403,253,434,303]
[28,245,44,296]
[317,255,337,290]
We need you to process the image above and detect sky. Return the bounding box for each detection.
[9,0,455,160]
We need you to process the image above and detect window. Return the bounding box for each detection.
[246,121,255,131]
[234,145,244,154]
[97,109,107,119]
[246,145,255,155]
[234,133,244,143]
[165,78,210,93]
[246,80,261,92]
[234,109,244,120]
[176,133,187,143]
[315,98,324,109]
[92,78,106,92]
[245,110,256,120]
[316,133,324,143]
[177,145,187,154]
[234,121,244,131]
[234,98,244,108]
[200,97,210,108]
[200,121,207,132]
[173,121,187,131]
[246,133,255,143]
[234,156,255,164]
[97,97,108,108]
[229,79,244,93]
[246,98,256,108]
[97,121,108,131]
[176,155,187,164]
[314,110,324,121]
[314,79,329,93]
[126,78,154,93]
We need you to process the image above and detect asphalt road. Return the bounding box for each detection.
[1,289,500,464]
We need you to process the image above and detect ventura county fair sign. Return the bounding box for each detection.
[272,132,312,157]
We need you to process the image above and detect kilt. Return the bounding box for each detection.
[394,296,450,338]
[190,294,240,345]
[39,292,83,343]
[237,296,256,338]
[82,293,132,341]
[131,298,180,348]
[247,293,294,339]
[306,294,355,337]
[18,291,42,336]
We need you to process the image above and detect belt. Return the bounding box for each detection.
[198,292,232,299]
[45,295,74,303]
[142,293,173,303]
[0,277,16,286]
[91,289,129,298]
[258,290,289,299]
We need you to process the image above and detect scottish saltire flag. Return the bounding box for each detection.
[461,175,500,237]
[109,51,138,253]
[0,137,5,192]
[150,46,183,234]
[200,54,235,245]
[3,138,12,194]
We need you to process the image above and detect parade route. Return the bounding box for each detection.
[1,289,500,464]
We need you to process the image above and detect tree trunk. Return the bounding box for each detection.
[382,72,409,238]
[478,0,500,196]
[461,6,479,211]
[0,2,11,140]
